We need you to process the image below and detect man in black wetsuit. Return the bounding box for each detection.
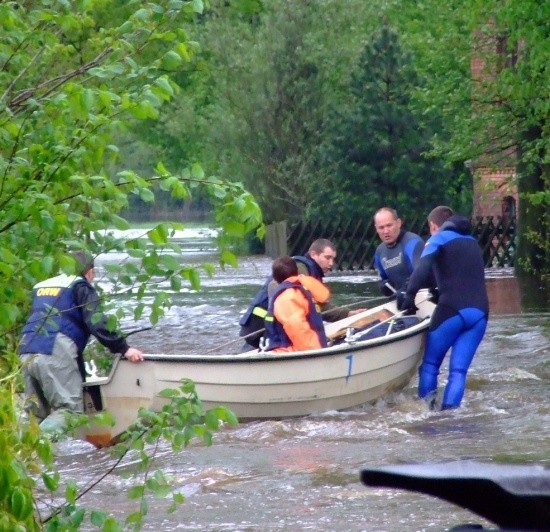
[399,206,489,410]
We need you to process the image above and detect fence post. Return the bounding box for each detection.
[265,221,288,258]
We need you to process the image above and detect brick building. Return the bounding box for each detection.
[469,29,518,220]
[472,166,517,221]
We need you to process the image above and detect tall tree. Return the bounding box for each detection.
[314,23,464,223]
[471,1,549,284]
[171,0,382,224]
[387,0,549,286]
[0,0,262,338]
[200,0,328,222]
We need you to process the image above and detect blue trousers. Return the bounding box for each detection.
[418,307,487,409]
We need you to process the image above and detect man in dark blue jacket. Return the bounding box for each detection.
[19,251,143,427]
[239,239,362,349]
[399,206,489,410]
[373,207,425,296]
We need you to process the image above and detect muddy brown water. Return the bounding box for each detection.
[53,238,549,531]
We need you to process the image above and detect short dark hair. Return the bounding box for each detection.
[308,238,336,255]
[428,206,454,227]
[72,251,94,276]
[272,255,298,284]
[374,207,399,221]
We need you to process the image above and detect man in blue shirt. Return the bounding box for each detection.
[373,207,425,296]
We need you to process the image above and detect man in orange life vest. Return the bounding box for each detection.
[239,239,364,349]
[264,256,330,353]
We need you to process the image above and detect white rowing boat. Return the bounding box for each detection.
[83,291,435,447]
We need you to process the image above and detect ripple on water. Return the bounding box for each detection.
[484,367,542,381]
[51,268,548,531]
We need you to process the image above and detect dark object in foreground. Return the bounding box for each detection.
[360,461,550,530]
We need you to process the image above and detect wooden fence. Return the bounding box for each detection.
[267,215,516,271]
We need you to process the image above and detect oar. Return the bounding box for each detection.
[384,282,396,294]
[327,309,395,341]
[125,326,153,337]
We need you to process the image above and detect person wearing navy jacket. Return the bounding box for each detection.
[19,251,144,426]
[239,239,363,349]
[373,207,425,295]
[398,206,489,409]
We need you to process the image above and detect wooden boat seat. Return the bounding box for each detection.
[327,309,394,341]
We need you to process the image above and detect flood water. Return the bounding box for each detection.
[54,231,549,531]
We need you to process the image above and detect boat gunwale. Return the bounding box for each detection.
[83,297,434,388]
[138,316,430,363]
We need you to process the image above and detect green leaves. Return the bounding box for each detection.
[162,50,183,69]
[9,487,33,521]
[123,379,239,453]
[100,379,238,527]
[89,510,122,532]
[42,472,60,492]
[192,0,205,14]
[127,485,145,500]
[148,224,169,245]
[1,1,260,529]
[145,471,173,498]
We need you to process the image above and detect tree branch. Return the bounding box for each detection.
[8,48,113,112]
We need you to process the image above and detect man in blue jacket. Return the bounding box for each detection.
[399,206,489,409]
[239,239,362,349]
[373,207,425,296]
[19,251,144,427]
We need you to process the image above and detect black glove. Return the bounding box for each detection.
[428,287,440,304]
[398,293,418,315]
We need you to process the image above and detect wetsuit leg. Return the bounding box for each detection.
[418,314,463,400]
[441,310,487,409]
